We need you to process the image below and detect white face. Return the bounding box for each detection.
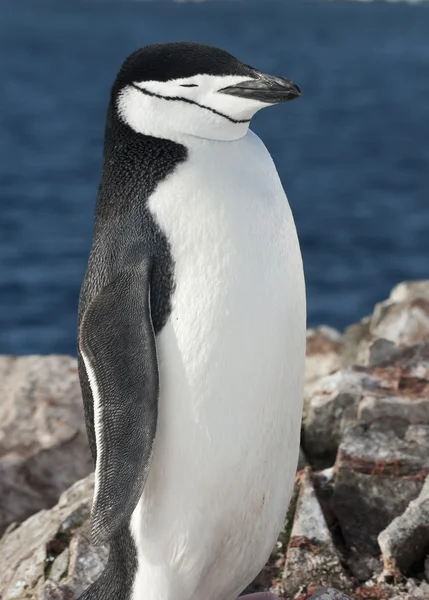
[117,74,272,142]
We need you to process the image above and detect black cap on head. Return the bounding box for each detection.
[114,42,256,89]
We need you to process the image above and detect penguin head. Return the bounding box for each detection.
[113,42,300,142]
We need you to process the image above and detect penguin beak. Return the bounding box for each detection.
[219,73,301,104]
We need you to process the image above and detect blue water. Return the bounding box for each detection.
[1,0,428,355]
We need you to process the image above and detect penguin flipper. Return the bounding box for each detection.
[79,261,158,545]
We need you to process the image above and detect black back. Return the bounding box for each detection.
[78,99,187,454]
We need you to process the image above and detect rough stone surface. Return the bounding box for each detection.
[50,548,70,583]
[424,556,429,581]
[297,448,308,472]
[347,552,383,584]
[357,395,429,427]
[283,469,351,596]
[0,355,93,535]
[304,340,429,465]
[342,317,372,367]
[67,523,109,597]
[369,340,429,381]
[303,369,367,464]
[333,421,429,555]
[341,281,429,368]
[306,588,352,600]
[0,474,99,599]
[370,300,429,348]
[389,281,429,304]
[305,327,344,393]
[378,475,429,576]
[37,581,75,600]
[364,339,402,369]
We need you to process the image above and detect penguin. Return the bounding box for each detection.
[77,42,306,600]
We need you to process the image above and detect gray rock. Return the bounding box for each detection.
[49,549,70,583]
[307,588,352,600]
[303,340,429,464]
[378,475,429,576]
[283,469,351,595]
[370,339,429,380]
[370,298,429,348]
[37,581,75,600]
[343,281,429,356]
[347,551,382,583]
[389,281,429,304]
[342,316,372,367]
[303,368,367,464]
[370,281,429,346]
[358,395,429,427]
[333,421,428,555]
[342,281,429,368]
[305,326,344,392]
[0,355,93,535]
[403,578,429,599]
[0,474,96,599]
[67,523,109,597]
[297,447,308,471]
[360,281,429,354]
[366,338,402,368]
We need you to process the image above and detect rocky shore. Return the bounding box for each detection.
[1,281,429,599]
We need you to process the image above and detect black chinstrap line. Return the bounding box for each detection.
[130,83,251,125]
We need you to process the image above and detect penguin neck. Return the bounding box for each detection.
[104,104,188,162]
[98,106,188,216]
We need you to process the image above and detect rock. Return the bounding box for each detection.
[333,421,429,555]
[0,355,93,535]
[240,594,279,600]
[303,341,429,465]
[37,581,75,600]
[67,523,109,597]
[347,551,383,583]
[303,368,367,465]
[365,339,402,369]
[403,578,429,599]
[370,299,429,348]
[341,281,429,370]
[378,475,429,577]
[307,588,352,600]
[342,316,372,367]
[389,281,429,304]
[297,448,308,471]
[0,474,101,599]
[305,327,344,393]
[283,469,351,596]
[362,281,429,360]
[358,396,429,427]
[369,339,429,381]
[353,583,403,599]
[49,548,70,582]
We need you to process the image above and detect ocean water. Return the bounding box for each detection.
[1,0,428,355]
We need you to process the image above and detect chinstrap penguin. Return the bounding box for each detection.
[77,41,306,600]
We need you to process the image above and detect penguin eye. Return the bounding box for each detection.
[180,84,198,88]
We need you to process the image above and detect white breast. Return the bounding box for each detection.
[130,130,306,600]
